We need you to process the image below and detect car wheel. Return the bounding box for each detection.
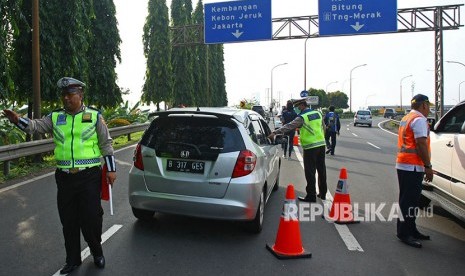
[369,124,372,127]
[132,207,155,221]
[354,123,357,127]
[247,189,265,233]
[273,164,280,191]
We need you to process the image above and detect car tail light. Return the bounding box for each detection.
[133,143,144,171]
[232,150,257,178]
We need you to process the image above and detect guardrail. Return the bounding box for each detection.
[0,123,150,175]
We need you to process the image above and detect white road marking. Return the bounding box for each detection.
[52,224,123,276]
[334,224,364,252]
[367,142,381,149]
[352,133,358,137]
[294,147,364,252]
[377,120,398,136]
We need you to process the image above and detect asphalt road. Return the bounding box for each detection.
[1,117,464,275]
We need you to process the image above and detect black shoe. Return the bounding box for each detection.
[60,263,80,274]
[94,256,105,269]
[330,153,334,156]
[325,149,331,154]
[397,235,422,248]
[414,232,431,240]
[298,196,317,203]
[317,194,326,200]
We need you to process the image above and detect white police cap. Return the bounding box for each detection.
[57,77,86,89]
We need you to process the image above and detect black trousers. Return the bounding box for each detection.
[397,169,423,238]
[282,131,296,156]
[55,166,103,265]
[325,131,337,154]
[302,145,328,199]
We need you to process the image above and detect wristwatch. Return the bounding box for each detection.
[424,164,432,169]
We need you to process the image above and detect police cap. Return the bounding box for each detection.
[292,98,308,107]
[57,77,86,91]
[411,94,429,104]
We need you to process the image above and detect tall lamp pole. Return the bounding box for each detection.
[400,74,413,110]
[326,81,338,92]
[271,62,288,113]
[459,80,465,102]
[304,37,310,91]
[349,64,367,113]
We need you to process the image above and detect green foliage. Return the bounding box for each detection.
[100,101,150,125]
[192,1,208,106]
[327,91,349,109]
[171,0,195,107]
[142,0,172,109]
[87,0,123,108]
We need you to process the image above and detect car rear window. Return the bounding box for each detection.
[140,116,246,160]
[357,111,371,115]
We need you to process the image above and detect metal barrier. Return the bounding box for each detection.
[0,123,149,175]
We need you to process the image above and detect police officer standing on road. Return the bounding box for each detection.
[324,105,341,155]
[3,77,116,274]
[396,94,433,248]
[268,98,328,202]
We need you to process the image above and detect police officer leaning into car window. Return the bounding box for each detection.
[268,98,328,202]
[395,94,433,249]
[3,77,116,274]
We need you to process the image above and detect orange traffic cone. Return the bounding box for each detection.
[266,184,312,259]
[328,168,360,224]
[293,135,299,146]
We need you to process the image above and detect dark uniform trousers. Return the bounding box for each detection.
[325,130,337,154]
[55,166,103,265]
[303,145,328,198]
[396,169,423,238]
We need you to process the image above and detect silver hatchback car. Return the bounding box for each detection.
[129,107,283,232]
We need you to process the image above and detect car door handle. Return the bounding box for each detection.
[446,141,453,147]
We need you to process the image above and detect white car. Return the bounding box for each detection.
[354,109,372,127]
[422,101,465,220]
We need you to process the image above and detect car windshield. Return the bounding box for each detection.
[140,116,245,160]
[357,111,371,115]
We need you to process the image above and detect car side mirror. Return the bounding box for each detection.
[427,118,436,130]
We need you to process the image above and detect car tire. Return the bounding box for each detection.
[132,207,155,221]
[354,123,357,127]
[247,189,265,233]
[369,124,372,127]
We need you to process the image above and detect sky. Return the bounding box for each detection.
[114,0,465,111]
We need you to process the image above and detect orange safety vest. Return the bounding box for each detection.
[396,112,430,166]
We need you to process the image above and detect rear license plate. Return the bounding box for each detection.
[167,159,205,174]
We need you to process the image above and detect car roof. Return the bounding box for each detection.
[149,107,261,124]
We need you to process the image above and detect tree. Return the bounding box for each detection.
[0,0,23,103]
[142,0,172,110]
[210,44,227,106]
[171,0,194,107]
[192,0,208,106]
[87,0,123,108]
[327,91,349,109]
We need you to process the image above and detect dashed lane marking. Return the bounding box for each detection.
[367,142,381,149]
[52,224,123,276]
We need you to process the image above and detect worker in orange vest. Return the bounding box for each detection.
[395,94,434,249]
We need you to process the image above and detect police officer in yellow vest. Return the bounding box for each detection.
[3,77,116,274]
[395,94,433,248]
[268,97,328,202]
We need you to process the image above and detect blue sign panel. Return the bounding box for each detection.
[318,0,397,36]
[204,0,272,44]
[300,90,309,97]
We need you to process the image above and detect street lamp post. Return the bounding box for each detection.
[271,62,288,114]
[446,60,465,68]
[459,80,465,102]
[400,74,413,110]
[304,37,310,91]
[326,81,338,92]
[349,64,367,113]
